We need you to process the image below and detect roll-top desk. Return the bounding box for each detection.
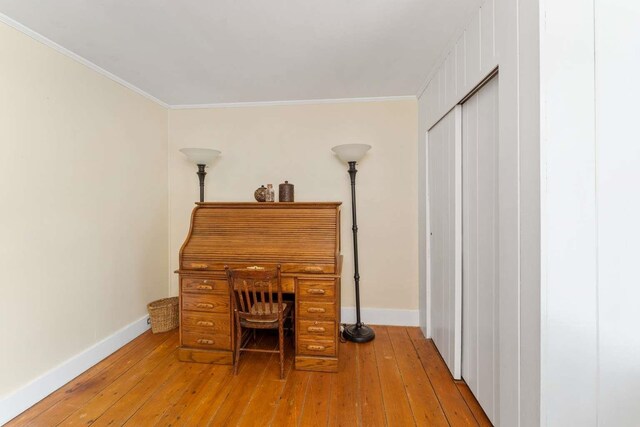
[176,202,342,372]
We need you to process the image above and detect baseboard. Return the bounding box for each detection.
[0,315,150,425]
[340,307,419,327]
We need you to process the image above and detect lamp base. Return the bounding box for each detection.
[343,323,375,343]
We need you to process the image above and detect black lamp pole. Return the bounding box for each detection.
[196,164,206,202]
[343,161,375,343]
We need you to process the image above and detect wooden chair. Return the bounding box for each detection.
[225,265,294,379]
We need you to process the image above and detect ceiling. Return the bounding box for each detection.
[0,1,481,106]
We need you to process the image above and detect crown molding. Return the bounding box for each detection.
[170,95,417,110]
[1,14,417,110]
[0,13,169,108]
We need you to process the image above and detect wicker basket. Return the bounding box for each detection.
[147,297,179,333]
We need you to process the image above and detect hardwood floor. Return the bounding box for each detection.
[7,326,491,426]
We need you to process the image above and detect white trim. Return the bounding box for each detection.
[340,307,419,327]
[0,13,169,108]
[453,104,463,380]
[425,129,433,338]
[170,96,417,110]
[0,315,150,425]
[417,64,441,100]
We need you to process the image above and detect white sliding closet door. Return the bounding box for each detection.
[427,107,462,379]
[461,75,499,424]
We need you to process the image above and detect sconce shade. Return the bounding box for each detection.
[331,144,371,163]
[179,148,221,165]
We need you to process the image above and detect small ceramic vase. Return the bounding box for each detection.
[254,185,268,202]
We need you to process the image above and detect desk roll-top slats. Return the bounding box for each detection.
[177,202,342,372]
[181,205,340,273]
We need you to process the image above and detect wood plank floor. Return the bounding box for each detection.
[7,326,492,426]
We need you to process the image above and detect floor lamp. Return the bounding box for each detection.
[179,148,221,202]
[332,143,375,343]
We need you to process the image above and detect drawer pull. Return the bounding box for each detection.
[196,284,213,290]
[197,339,214,345]
[307,289,326,295]
[197,321,214,326]
[191,263,208,270]
[307,326,326,333]
[303,266,323,273]
[307,307,326,314]
[307,345,326,351]
[196,303,214,308]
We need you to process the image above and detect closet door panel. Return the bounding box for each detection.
[477,76,499,421]
[462,92,479,395]
[461,75,500,424]
[428,108,461,378]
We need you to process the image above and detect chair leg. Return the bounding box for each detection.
[279,321,285,379]
[234,321,241,376]
[291,309,295,336]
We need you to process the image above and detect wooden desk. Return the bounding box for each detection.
[175,202,342,372]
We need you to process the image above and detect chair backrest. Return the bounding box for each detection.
[225,265,283,322]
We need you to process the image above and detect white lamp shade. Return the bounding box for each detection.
[179,148,221,165]
[331,143,371,163]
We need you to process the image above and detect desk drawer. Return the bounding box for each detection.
[182,293,230,314]
[298,301,336,320]
[182,331,231,350]
[281,263,335,274]
[182,278,228,294]
[297,280,336,300]
[298,320,336,340]
[182,312,230,334]
[298,338,336,357]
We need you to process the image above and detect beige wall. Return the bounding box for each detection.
[0,18,418,402]
[0,23,168,396]
[168,101,418,311]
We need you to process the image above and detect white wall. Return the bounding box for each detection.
[539,1,597,425]
[541,0,640,425]
[595,2,640,424]
[168,101,419,321]
[417,0,540,425]
[0,19,168,402]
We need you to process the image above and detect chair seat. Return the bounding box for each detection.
[241,302,290,324]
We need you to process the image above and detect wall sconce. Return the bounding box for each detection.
[179,148,221,202]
